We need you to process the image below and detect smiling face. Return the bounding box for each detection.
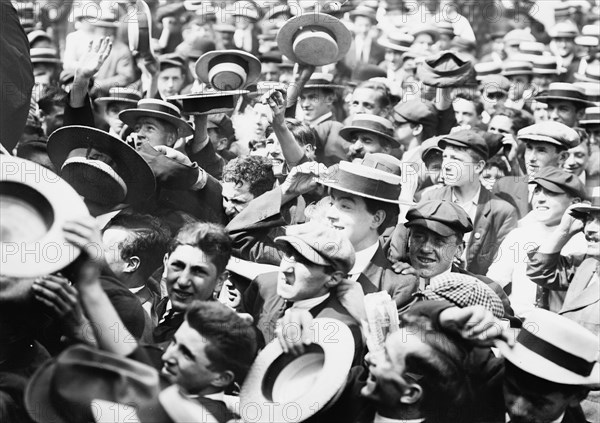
[408,226,462,278]
[524,141,563,177]
[563,141,589,177]
[531,185,575,226]
[347,133,391,160]
[164,245,224,312]
[441,146,482,187]
[300,88,333,122]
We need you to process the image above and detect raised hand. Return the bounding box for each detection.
[76,37,113,80]
[262,88,287,124]
[275,309,314,355]
[280,161,328,198]
[439,305,511,346]
[62,216,105,287]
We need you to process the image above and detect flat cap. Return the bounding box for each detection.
[417,50,474,88]
[392,99,438,129]
[480,74,511,94]
[405,200,473,237]
[517,121,580,149]
[528,166,587,199]
[275,222,355,274]
[438,129,489,160]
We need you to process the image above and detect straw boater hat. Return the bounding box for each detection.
[532,55,562,75]
[119,99,194,138]
[339,114,399,147]
[496,309,600,386]
[475,62,502,80]
[349,5,378,23]
[30,48,61,64]
[0,155,88,278]
[240,318,354,422]
[195,50,261,91]
[580,106,600,126]
[94,87,142,107]
[302,72,344,90]
[319,153,404,204]
[502,60,534,77]
[47,126,156,207]
[277,12,352,66]
[378,32,414,52]
[534,82,596,109]
[575,60,600,83]
[548,21,579,39]
[232,0,261,22]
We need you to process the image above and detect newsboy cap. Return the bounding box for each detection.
[517,121,580,149]
[392,99,439,130]
[405,200,473,237]
[438,129,489,160]
[275,222,355,274]
[528,167,587,199]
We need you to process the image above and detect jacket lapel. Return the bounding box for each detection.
[560,258,600,313]
[358,243,388,293]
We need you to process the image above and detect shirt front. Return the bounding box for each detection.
[290,293,330,311]
[452,185,481,262]
[348,241,380,280]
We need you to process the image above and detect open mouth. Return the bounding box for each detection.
[416,256,436,265]
[535,206,549,211]
[172,289,192,300]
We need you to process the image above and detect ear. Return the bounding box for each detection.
[371,209,387,230]
[304,144,315,155]
[412,124,423,137]
[558,150,569,164]
[576,108,586,121]
[211,370,235,389]
[217,137,229,150]
[213,270,229,298]
[570,197,582,205]
[474,160,486,174]
[399,383,423,405]
[325,271,345,289]
[166,132,178,147]
[324,94,335,105]
[124,256,141,274]
[163,252,170,268]
[454,240,465,261]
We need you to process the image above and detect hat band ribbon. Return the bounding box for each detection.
[360,156,402,176]
[62,157,128,196]
[328,168,400,201]
[350,119,394,137]
[138,103,180,118]
[517,329,595,376]
[542,89,586,101]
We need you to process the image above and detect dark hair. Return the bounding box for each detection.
[455,92,484,117]
[265,118,317,148]
[104,212,172,279]
[364,197,399,234]
[169,222,232,274]
[491,106,534,134]
[37,85,67,115]
[222,155,276,198]
[399,314,472,423]
[186,301,258,384]
[355,80,394,111]
[484,155,510,176]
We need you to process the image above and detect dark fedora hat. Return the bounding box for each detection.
[119,99,194,138]
[277,12,352,66]
[417,50,474,88]
[47,126,156,207]
[534,82,596,109]
[319,153,403,204]
[240,318,354,422]
[340,114,399,147]
[94,87,142,107]
[0,155,88,278]
[195,49,261,91]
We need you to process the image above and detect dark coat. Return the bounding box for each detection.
[492,175,530,219]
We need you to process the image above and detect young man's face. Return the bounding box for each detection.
[261,62,280,82]
[300,88,332,122]
[221,180,255,218]
[33,64,57,86]
[347,133,391,161]
[412,33,435,51]
[547,100,580,128]
[385,49,404,70]
[353,16,372,37]
[442,146,481,187]
[524,141,562,177]
[453,98,479,127]
[480,165,505,191]
[104,102,130,134]
[503,364,583,423]
[584,212,600,257]
[563,142,589,176]
[158,67,185,99]
[325,189,381,250]
[277,247,332,302]
[408,226,462,278]
[102,226,130,280]
[162,321,221,394]
[350,88,386,117]
[265,133,284,177]
[164,245,224,312]
[551,37,575,58]
[134,117,177,147]
[508,75,532,100]
[488,115,514,136]
[424,153,443,185]
[531,186,574,226]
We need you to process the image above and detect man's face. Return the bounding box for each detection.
[221,180,255,218]
[453,98,479,127]
[442,146,479,187]
[488,115,514,136]
[532,75,555,93]
[134,117,177,147]
[563,142,589,177]
[161,321,220,394]
[253,103,271,139]
[325,189,379,249]
[584,213,600,257]
[164,245,223,312]
[347,133,390,161]
[547,100,579,127]
[300,88,332,122]
[424,154,443,185]
[353,16,372,36]
[531,186,574,226]
[551,37,575,58]
[361,329,427,407]
[261,62,279,82]
[412,33,435,51]
[480,165,505,191]
[503,364,581,423]
[482,90,507,115]
[104,102,131,135]
[394,121,415,147]
[350,88,385,117]
[524,141,562,177]
[385,49,404,70]
[508,75,531,100]
[158,67,185,99]
[277,247,331,302]
[102,227,130,279]
[408,226,461,278]
[33,64,57,86]
[265,133,284,177]
[42,104,65,136]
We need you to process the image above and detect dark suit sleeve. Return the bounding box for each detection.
[63,94,96,127]
[186,139,225,180]
[526,248,575,291]
[436,106,457,136]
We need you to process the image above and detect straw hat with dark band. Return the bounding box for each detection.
[534,82,596,108]
[119,99,194,138]
[195,50,261,91]
[94,87,142,107]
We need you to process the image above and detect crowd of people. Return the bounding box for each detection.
[1,0,600,422]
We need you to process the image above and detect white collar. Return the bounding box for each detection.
[505,412,564,423]
[308,111,333,127]
[374,414,425,423]
[203,392,225,402]
[291,293,330,310]
[129,285,145,294]
[420,267,453,290]
[348,241,380,278]
[451,185,481,206]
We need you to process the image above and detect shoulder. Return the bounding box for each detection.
[421,185,449,201]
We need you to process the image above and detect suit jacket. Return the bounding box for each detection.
[343,36,386,69]
[492,175,530,219]
[134,285,161,343]
[421,186,519,275]
[242,271,364,365]
[310,114,351,166]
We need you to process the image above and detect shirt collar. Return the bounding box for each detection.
[420,267,453,290]
[505,413,564,423]
[349,241,380,277]
[308,111,333,127]
[374,414,425,423]
[451,185,481,206]
[129,285,145,294]
[291,293,330,311]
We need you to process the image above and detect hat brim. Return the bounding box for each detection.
[240,318,354,422]
[31,58,62,64]
[168,90,247,115]
[277,13,352,66]
[534,95,596,108]
[405,218,459,237]
[119,109,194,138]
[303,84,345,90]
[495,340,600,386]
[339,126,400,147]
[25,356,67,423]
[274,235,330,267]
[319,178,403,205]
[517,133,569,147]
[0,156,88,278]
[502,70,534,76]
[94,97,140,106]
[569,204,600,215]
[195,50,261,89]
[378,39,411,52]
[47,126,156,206]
